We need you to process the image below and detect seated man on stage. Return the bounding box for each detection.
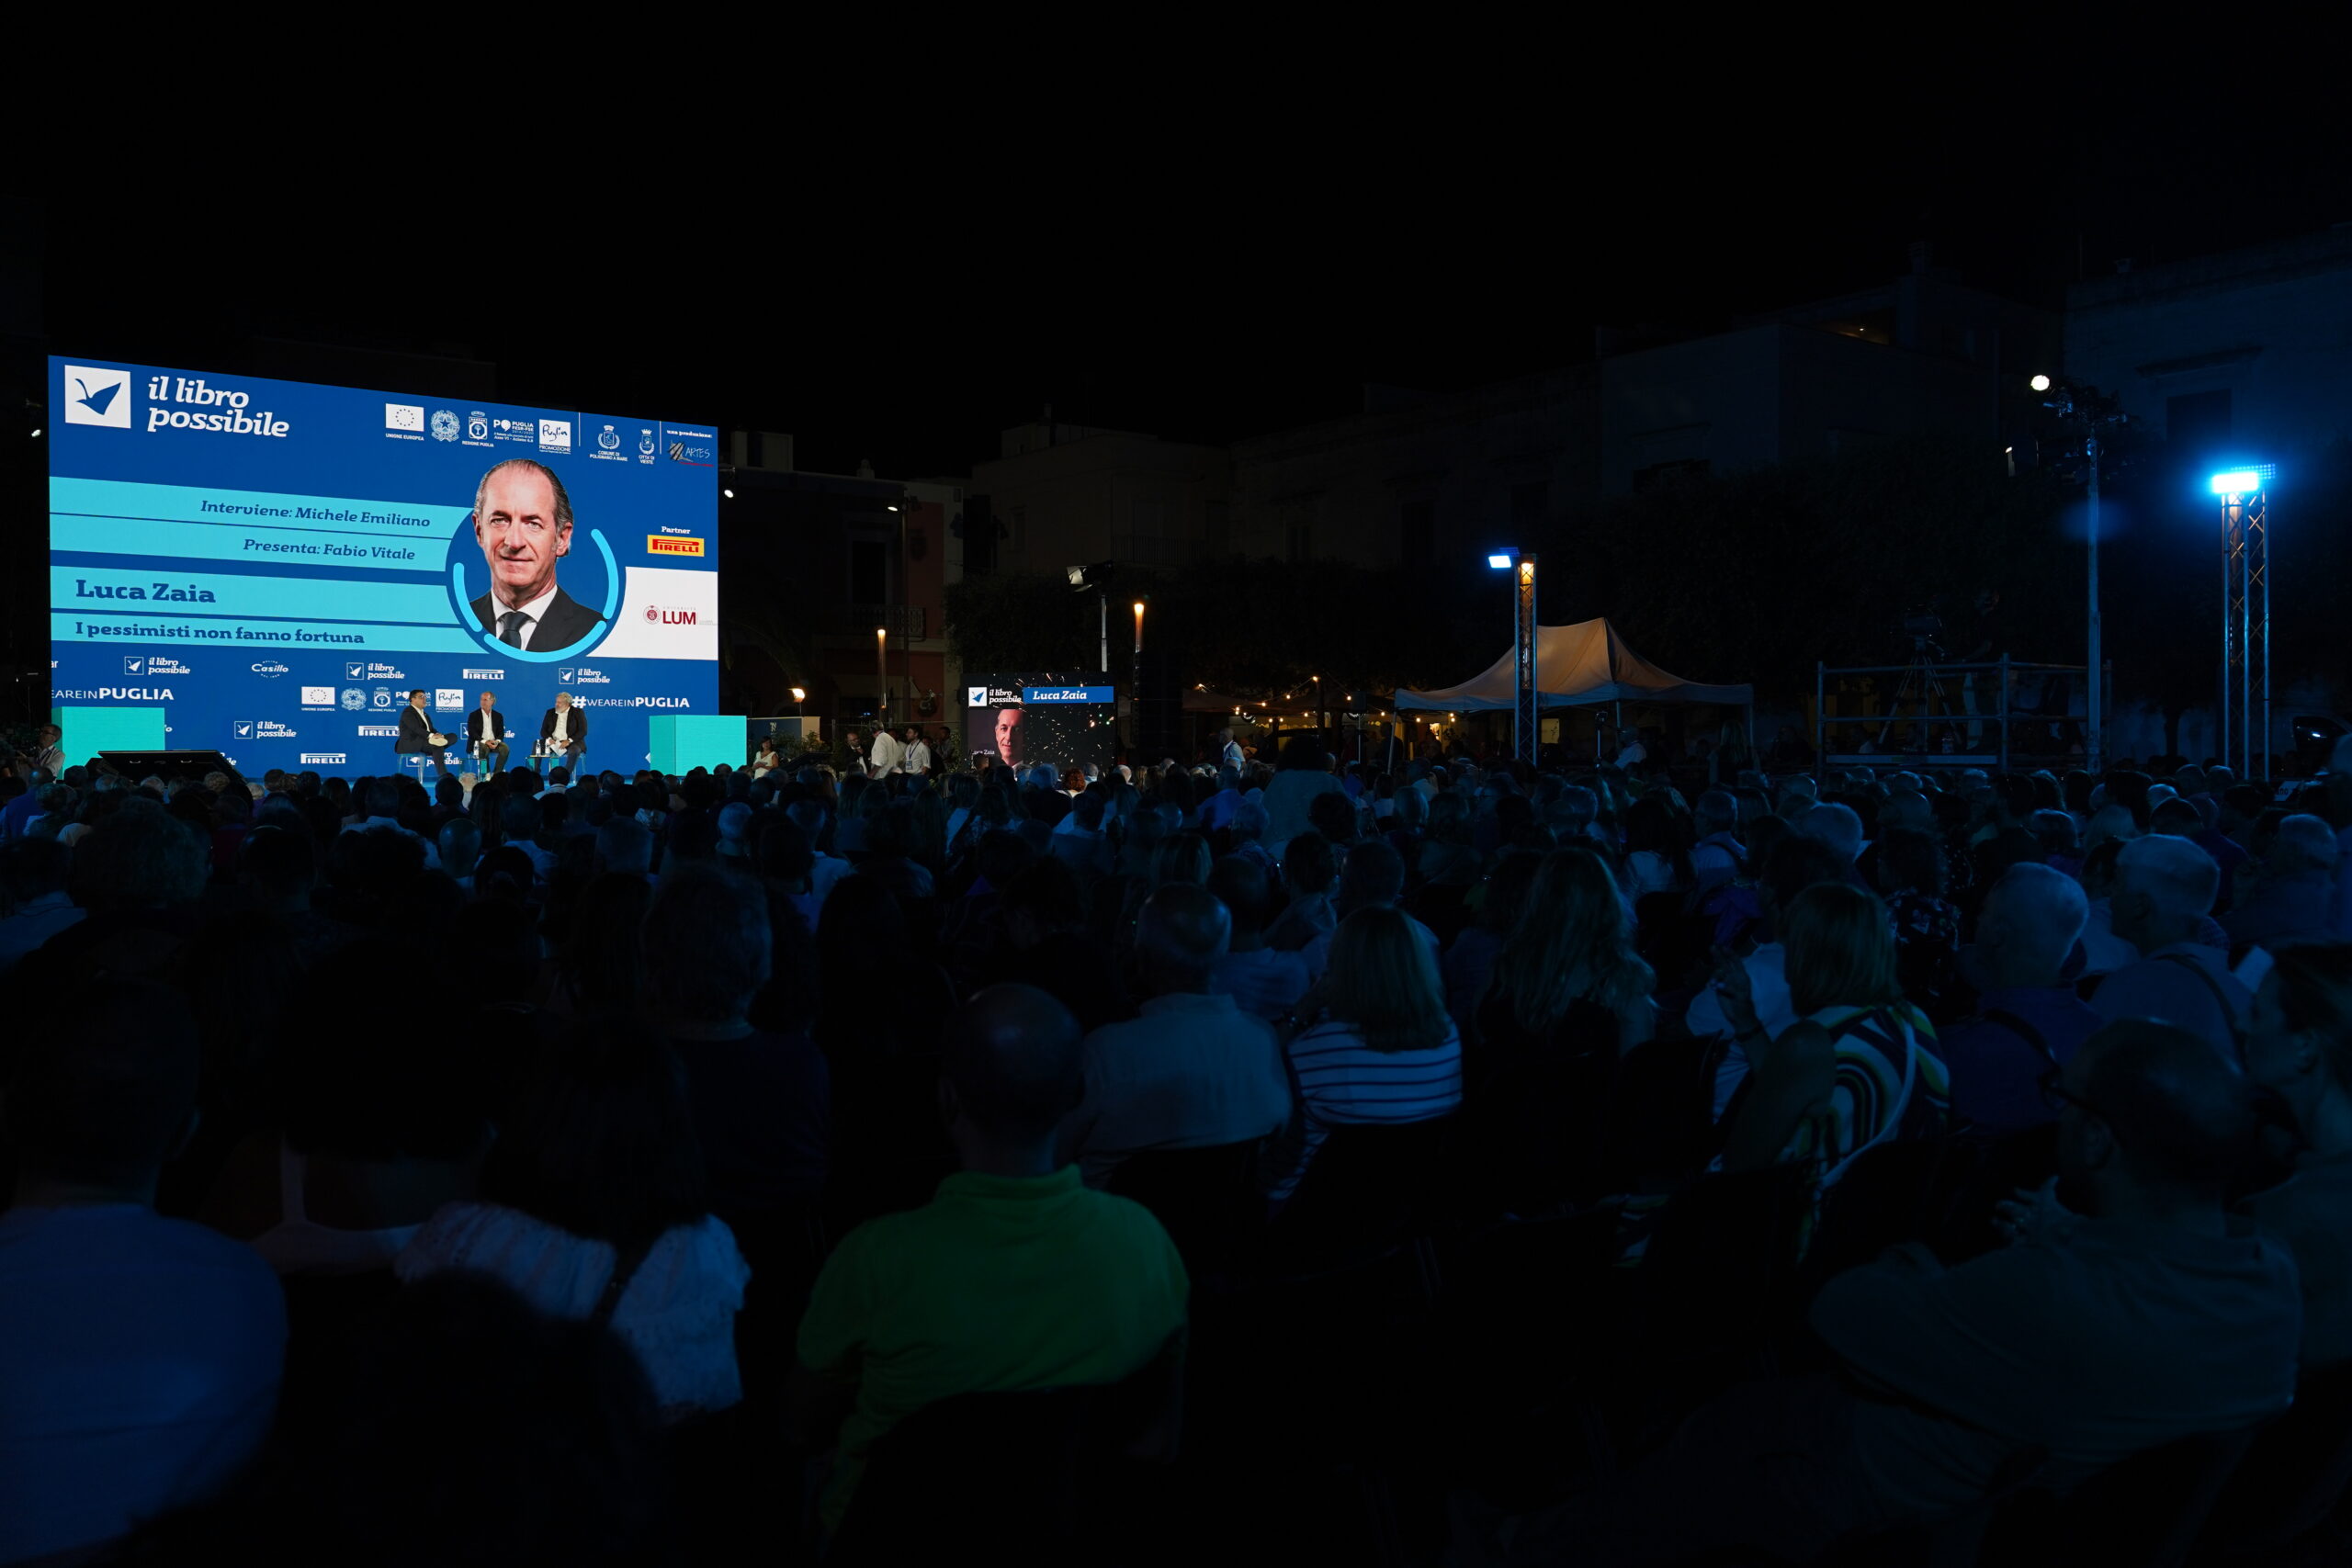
[394,690,453,780]
[464,691,510,774]
[540,690,587,770]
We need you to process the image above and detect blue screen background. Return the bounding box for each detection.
[48,356,719,777]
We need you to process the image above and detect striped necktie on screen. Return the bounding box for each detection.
[497,610,529,649]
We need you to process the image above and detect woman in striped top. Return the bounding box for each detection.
[1264,905,1464,1203]
[1716,881,1947,1191]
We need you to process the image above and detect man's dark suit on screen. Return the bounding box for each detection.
[395,705,450,774]
[466,708,510,773]
[469,587,605,652]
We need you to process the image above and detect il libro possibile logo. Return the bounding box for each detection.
[64,367,132,428]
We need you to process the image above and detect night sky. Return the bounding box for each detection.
[26,72,2348,479]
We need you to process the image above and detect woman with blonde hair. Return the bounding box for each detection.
[1714,881,1947,1190]
[1265,906,1462,1203]
[1471,848,1655,1210]
[1482,848,1656,1055]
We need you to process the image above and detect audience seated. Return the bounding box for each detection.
[2241,943,2352,1367]
[21,748,2352,1562]
[1059,884,1291,1186]
[1687,836,1852,1116]
[787,985,1187,1535]
[1475,1020,2300,1565]
[0,837,83,976]
[1942,863,2104,1134]
[117,1271,669,1567]
[1715,882,1948,1186]
[2222,812,2339,953]
[394,1022,750,1422]
[2093,834,2252,1061]
[642,864,830,1210]
[1205,854,1311,1023]
[1265,906,1464,1203]
[0,981,286,1565]
[1297,839,1441,983]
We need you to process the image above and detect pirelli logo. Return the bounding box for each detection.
[647,536,706,558]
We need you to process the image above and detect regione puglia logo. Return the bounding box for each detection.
[63,366,132,429]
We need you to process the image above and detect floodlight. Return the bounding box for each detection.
[2030,374,2052,392]
[790,686,806,703]
[2210,469,2263,495]
[1487,552,1513,570]
[722,488,735,499]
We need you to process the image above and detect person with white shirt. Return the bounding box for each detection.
[868,726,904,780]
[540,691,588,770]
[1690,835,1850,1118]
[464,692,511,774]
[1220,728,1247,770]
[899,728,932,776]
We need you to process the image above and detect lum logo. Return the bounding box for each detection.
[643,605,698,626]
[63,366,132,429]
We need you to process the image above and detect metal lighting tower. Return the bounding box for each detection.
[1487,549,1540,765]
[2213,468,2271,779]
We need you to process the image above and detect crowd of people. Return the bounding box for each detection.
[4,728,2352,1564]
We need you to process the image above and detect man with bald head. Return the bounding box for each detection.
[1473,1019,2301,1565]
[465,459,606,650]
[1942,863,2104,1134]
[1058,885,1291,1186]
[2093,834,2251,1060]
[789,985,1187,1536]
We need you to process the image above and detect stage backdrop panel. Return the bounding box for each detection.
[50,705,167,753]
[47,357,718,777]
[650,715,748,775]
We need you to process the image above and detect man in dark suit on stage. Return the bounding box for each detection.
[465,459,606,652]
[541,690,588,769]
[464,691,510,773]
[395,690,452,779]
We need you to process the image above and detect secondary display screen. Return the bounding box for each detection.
[47,356,718,775]
[962,672,1117,777]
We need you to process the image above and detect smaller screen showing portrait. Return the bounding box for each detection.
[962,671,1116,777]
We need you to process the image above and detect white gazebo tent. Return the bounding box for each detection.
[1394,616,1753,748]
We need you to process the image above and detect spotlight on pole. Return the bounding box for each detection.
[2210,469,2264,496]
[2030,374,2052,393]
[1487,552,1514,570]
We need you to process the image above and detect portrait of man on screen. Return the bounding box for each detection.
[466,458,606,652]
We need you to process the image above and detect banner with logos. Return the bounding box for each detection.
[48,357,718,775]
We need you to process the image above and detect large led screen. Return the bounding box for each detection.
[48,357,718,776]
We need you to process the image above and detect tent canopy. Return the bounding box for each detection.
[1394,618,1752,712]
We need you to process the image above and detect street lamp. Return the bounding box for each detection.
[2212,467,2273,778]
[1488,548,1539,765]
[1130,600,1146,753]
[875,626,888,728]
[2035,377,2128,772]
[1067,562,1114,674]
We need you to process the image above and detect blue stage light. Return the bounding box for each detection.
[2210,469,2263,495]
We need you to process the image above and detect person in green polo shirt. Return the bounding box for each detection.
[788,984,1188,1534]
